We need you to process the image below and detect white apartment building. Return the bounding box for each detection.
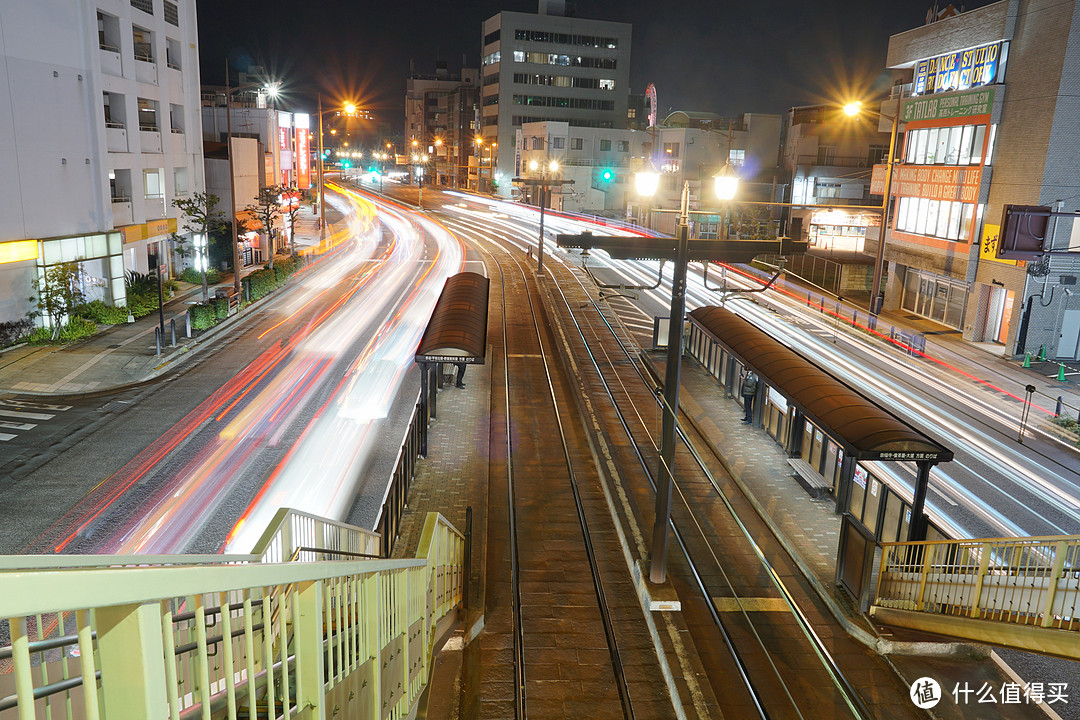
[0,0,204,326]
[480,1,632,197]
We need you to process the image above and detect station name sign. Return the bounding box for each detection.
[902,88,994,123]
[913,41,1005,97]
[871,451,947,462]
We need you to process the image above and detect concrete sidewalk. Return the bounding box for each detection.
[0,203,340,397]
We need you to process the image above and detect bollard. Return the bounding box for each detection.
[868,314,877,332]
[807,291,812,307]
[185,309,192,338]
[244,279,250,303]
[155,326,161,356]
[852,309,858,327]
[170,318,176,346]
[1023,352,1031,368]
[1055,396,1063,417]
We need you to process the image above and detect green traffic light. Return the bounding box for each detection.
[601,169,614,182]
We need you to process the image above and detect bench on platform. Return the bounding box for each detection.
[787,458,832,500]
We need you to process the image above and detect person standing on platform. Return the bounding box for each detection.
[455,362,467,389]
[740,371,758,424]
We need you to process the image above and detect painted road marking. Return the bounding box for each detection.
[0,409,55,421]
[0,421,36,431]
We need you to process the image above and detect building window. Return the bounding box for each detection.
[513,50,525,62]
[166,38,181,70]
[904,124,990,166]
[531,137,543,150]
[663,142,679,158]
[110,169,132,202]
[97,12,121,52]
[130,0,153,15]
[484,29,500,45]
[816,144,836,164]
[814,181,841,198]
[867,144,886,165]
[552,137,564,149]
[163,0,178,26]
[174,166,189,196]
[896,196,979,243]
[599,139,611,151]
[599,79,615,90]
[132,26,154,63]
[137,97,158,131]
[483,51,502,65]
[729,148,745,166]
[617,140,629,152]
[169,104,184,133]
[571,138,583,150]
[103,92,125,128]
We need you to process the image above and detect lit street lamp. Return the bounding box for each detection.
[317,95,364,237]
[638,165,738,583]
[844,100,901,316]
[530,158,559,275]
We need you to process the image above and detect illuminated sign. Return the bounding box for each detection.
[913,41,1004,96]
[0,239,37,265]
[872,165,981,202]
[902,88,994,123]
[979,223,1022,266]
[295,131,310,189]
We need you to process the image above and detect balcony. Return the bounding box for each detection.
[143,194,165,219]
[797,154,880,169]
[170,128,186,153]
[140,127,161,152]
[134,53,157,85]
[99,44,122,76]
[111,198,133,227]
[105,123,128,152]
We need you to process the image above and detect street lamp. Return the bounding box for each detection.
[317,94,363,237]
[649,168,737,584]
[530,158,559,275]
[222,79,279,297]
[635,162,660,229]
[844,100,901,316]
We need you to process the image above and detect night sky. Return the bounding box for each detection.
[197,0,993,131]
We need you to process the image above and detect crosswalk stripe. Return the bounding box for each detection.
[0,433,14,442]
[0,409,54,421]
[0,400,72,411]
[0,421,36,431]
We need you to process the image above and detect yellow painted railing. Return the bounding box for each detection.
[871,535,1080,658]
[0,512,463,720]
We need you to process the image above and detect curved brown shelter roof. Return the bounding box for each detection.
[415,272,489,364]
[689,306,952,463]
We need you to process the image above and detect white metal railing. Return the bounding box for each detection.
[0,512,463,720]
[874,535,1080,631]
[250,507,382,563]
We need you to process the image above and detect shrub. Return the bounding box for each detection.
[0,318,34,347]
[212,298,229,319]
[189,303,219,331]
[27,317,98,345]
[179,267,221,285]
[79,300,129,325]
[246,268,278,301]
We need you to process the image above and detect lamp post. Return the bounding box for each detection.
[317,97,362,238]
[530,158,559,275]
[844,101,901,316]
[222,77,279,297]
[643,167,738,584]
[412,153,429,207]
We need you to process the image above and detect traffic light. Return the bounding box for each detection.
[341,159,351,169]
[600,168,615,182]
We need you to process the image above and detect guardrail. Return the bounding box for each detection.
[871,535,1080,658]
[0,512,463,719]
[375,394,425,556]
[250,507,381,563]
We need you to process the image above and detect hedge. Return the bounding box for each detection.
[79,300,129,325]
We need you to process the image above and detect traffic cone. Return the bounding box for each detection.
[1059,363,1067,382]
[1039,345,1047,361]
[1023,352,1031,368]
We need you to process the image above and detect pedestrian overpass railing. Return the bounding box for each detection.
[870,534,1080,659]
[0,511,464,720]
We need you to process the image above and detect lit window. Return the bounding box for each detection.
[729,149,745,166]
[599,79,615,90]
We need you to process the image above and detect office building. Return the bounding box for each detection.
[406,62,480,190]
[480,1,631,196]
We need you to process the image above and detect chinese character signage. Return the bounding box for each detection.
[913,42,1004,96]
[902,88,994,123]
[295,128,310,189]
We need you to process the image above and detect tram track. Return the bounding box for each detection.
[436,205,922,719]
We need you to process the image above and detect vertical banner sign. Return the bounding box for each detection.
[278,111,293,186]
[294,113,311,190]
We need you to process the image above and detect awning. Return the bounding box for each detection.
[689,305,952,463]
[415,272,489,364]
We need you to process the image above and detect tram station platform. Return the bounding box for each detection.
[389,259,1056,720]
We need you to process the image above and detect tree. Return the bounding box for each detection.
[173,192,226,302]
[247,185,285,269]
[31,262,88,338]
[282,186,302,256]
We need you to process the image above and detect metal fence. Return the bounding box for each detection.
[375,396,425,557]
[873,535,1080,655]
[0,512,463,720]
